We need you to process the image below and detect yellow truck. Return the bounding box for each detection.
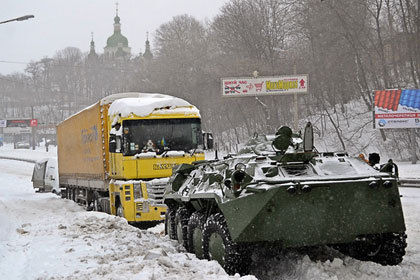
[57,92,211,224]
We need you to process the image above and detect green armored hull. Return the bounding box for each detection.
[164,123,407,275]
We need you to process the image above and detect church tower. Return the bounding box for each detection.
[104,3,131,59]
[87,32,98,61]
[143,32,153,60]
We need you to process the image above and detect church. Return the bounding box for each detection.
[88,4,152,61]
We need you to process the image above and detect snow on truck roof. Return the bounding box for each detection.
[105,92,200,118]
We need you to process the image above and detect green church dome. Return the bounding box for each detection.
[106,32,128,48]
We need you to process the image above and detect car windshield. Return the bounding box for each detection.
[122,118,202,156]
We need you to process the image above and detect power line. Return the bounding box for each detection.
[0,60,27,64]
[0,58,145,73]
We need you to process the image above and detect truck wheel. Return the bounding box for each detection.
[72,188,77,202]
[202,213,248,275]
[175,207,190,250]
[187,211,206,258]
[116,205,124,218]
[165,208,177,240]
[93,192,102,212]
[342,232,407,265]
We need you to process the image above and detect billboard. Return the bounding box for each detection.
[1,119,37,134]
[222,75,308,97]
[374,89,420,129]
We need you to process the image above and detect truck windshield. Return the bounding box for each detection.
[122,118,202,156]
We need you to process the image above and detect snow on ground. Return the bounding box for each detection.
[396,162,420,179]
[1,145,419,280]
[0,143,57,162]
[0,159,255,280]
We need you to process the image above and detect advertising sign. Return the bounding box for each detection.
[0,119,6,128]
[222,75,308,97]
[30,119,38,127]
[2,119,34,134]
[374,89,420,129]
[6,119,32,127]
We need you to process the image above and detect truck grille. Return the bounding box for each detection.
[146,183,166,206]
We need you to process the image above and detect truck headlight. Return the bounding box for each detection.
[133,183,142,199]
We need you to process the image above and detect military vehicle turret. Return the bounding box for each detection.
[163,123,406,275]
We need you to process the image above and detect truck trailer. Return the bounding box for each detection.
[57,92,209,223]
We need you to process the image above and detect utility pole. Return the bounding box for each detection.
[31,105,35,150]
[293,64,299,132]
[411,129,417,164]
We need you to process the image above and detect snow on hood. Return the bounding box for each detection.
[107,93,198,118]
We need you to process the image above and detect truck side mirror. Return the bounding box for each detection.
[109,135,116,153]
[109,141,116,153]
[203,132,214,150]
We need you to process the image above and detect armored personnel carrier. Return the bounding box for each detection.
[164,123,406,275]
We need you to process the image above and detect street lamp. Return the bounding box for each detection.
[0,15,34,25]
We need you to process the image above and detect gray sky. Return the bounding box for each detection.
[0,0,228,75]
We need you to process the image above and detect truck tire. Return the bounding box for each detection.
[116,205,124,218]
[202,213,249,275]
[72,188,77,203]
[93,192,102,212]
[187,211,206,258]
[340,232,407,265]
[175,207,190,250]
[165,208,177,240]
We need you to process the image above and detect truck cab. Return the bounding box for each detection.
[106,96,206,222]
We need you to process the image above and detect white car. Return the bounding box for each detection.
[16,141,30,149]
[31,158,60,194]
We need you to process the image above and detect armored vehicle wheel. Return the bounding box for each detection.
[203,213,248,275]
[187,211,206,257]
[342,232,407,265]
[368,232,407,265]
[165,208,177,240]
[175,207,190,250]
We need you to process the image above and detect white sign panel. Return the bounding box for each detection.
[222,75,308,97]
[374,89,420,129]
[3,127,31,134]
[0,119,6,128]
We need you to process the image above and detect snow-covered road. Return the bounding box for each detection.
[0,158,419,280]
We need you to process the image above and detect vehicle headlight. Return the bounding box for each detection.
[133,183,142,199]
[301,185,312,193]
[369,181,379,189]
[287,185,297,194]
[383,180,392,188]
[142,201,150,213]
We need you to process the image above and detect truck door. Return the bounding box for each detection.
[32,161,47,189]
[44,159,58,192]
